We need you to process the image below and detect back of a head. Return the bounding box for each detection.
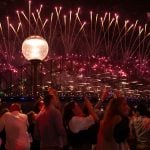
[63,101,76,126]
[10,103,21,112]
[34,99,44,113]
[27,111,36,124]
[43,90,53,107]
[136,103,148,116]
[104,97,125,119]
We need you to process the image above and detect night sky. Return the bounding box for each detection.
[0,0,150,96]
[0,0,150,23]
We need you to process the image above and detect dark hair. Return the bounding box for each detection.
[43,90,53,107]
[136,103,149,117]
[63,101,76,127]
[34,99,44,113]
[27,111,36,124]
[10,103,21,112]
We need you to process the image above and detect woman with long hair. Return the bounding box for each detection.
[96,97,130,150]
[63,97,98,150]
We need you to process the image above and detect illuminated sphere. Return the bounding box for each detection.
[22,35,49,61]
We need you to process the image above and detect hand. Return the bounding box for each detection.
[84,97,93,109]
[84,97,99,121]
[101,86,109,101]
[114,89,122,98]
[48,87,57,96]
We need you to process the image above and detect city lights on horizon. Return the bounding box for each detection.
[0,1,149,97]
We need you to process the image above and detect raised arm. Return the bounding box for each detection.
[84,97,99,122]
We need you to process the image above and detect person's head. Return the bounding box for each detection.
[27,111,36,124]
[63,101,83,126]
[128,107,137,118]
[10,103,21,112]
[104,97,130,119]
[136,103,149,117]
[72,102,84,116]
[48,87,61,110]
[34,98,44,113]
[43,90,53,108]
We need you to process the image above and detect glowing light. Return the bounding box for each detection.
[0,2,149,97]
[22,35,49,61]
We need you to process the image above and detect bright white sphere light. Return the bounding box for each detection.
[22,35,49,61]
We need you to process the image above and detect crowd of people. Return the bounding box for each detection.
[0,87,150,150]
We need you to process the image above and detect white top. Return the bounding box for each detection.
[69,115,95,133]
[0,111,30,150]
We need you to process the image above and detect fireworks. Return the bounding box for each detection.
[0,1,149,97]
